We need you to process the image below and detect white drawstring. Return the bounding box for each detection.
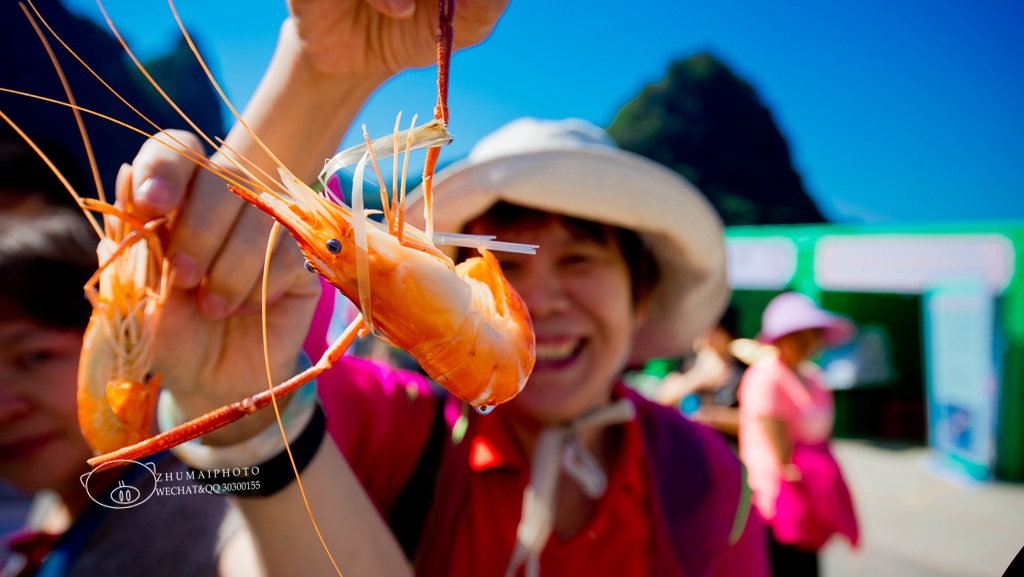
[504,398,637,577]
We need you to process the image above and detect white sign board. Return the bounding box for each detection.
[924,284,999,482]
[814,234,1015,294]
[726,237,798,290]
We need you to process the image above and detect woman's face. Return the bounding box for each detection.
[775,328,823,367]
[0,320,92,493]
[470,218,645,424]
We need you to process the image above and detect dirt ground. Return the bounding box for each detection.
[821,440,1024,577]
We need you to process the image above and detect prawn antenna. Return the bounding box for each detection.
[24,0,285,202]
[396,114,418,242]
[262,223,345,577]
[163,0,289,181]
[391,112,402,235]
[19,2,105,203]
[20,0,270,197]
[361,125,393,225]
[0,110,102,237]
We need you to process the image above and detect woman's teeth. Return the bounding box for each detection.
[535,340,581,362]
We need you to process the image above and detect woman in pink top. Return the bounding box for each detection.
[739,292,859,576]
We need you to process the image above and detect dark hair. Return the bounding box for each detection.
[717,305,739,339]
[0,133,88,211]
[0,207,97,329]
[458,202,661,306]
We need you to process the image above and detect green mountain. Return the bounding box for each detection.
[0,0,224,201]
[607,53,825,226]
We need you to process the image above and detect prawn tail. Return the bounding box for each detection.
[77,364,161,456]
[105,373,162,446]
[427,250,534,407]
[458,249,513,316]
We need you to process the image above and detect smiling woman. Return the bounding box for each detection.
[286,117,770,577]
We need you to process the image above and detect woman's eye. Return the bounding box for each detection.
[17,350,56,369]
[496,259,521,273]
[561,253,595,267]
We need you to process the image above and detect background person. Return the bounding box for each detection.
[654,306,745,440]
[0,206,258,577]
[738,292,860,576]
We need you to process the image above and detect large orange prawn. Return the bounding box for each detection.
[0,4,174,457]
[0,121,174,457]
[3,0,535,470]
[76,179,173,456]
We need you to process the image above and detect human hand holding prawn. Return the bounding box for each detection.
[124,0,511,447]
[103,1,515,574]
[3,0,514,574]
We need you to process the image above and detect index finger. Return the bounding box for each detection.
[163,156,247,289]
[130,130,242,289]
[130,130,205,220]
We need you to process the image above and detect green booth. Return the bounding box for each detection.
[723,222,1024,482]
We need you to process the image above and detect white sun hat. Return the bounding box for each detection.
[406,117,729,364]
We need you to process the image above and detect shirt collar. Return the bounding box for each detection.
[468,403,529,472]
[466,382,642,482]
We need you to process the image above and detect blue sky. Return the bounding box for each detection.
[63,0,1024,223]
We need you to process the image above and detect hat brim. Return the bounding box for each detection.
[406,146,729,363]
[758,315,857,349]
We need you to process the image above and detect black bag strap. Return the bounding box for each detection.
[388,387,449,559]
[1003,543,1024,577]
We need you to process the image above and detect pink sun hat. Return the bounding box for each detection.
[758,292,856,348]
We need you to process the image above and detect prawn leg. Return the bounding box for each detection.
[87,314,365,468]
[419,0,456,240]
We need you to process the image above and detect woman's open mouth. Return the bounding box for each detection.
[533,338,585,371]
[0,433,58,460]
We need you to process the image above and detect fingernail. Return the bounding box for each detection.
[385,0,415,18]
[116,163,132,188]
[171,253,200,287]
[138,177,172,210]
[200,293,228,320]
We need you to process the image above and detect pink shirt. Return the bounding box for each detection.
[738,357,834,519]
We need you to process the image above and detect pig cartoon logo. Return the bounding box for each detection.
[80,460,158,510]
[110,481,142,505]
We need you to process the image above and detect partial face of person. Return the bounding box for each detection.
[469,218,644,424]
[704,326,733,359]
[0,320,92,492]
[774,328,823,367]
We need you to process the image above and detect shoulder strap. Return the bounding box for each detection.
[387,387,449,559]
[729,462,753,545]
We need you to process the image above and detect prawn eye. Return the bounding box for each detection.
[326,239,341,254]
[304,259,316,274]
